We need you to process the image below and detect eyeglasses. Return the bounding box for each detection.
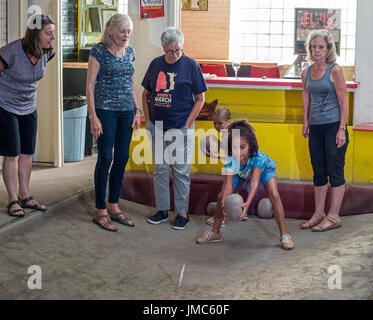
[165,48,183,55]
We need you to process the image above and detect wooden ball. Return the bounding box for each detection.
[224,193,244,222]
[199,134,220,155]
[257,198,273,218]
[206,202,217,216]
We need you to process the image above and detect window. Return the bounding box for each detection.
[229,0,356,65]
[118,0,128,14]
[0,0,7,47]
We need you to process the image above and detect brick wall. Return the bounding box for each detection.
[181,0,230,60]
[0,0,6,48]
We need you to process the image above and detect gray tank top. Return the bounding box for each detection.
[306,63,340,125]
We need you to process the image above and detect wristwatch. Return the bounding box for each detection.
[135,106,143,114]
[339,125,346,130]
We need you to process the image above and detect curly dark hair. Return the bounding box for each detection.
[227,120,258,158]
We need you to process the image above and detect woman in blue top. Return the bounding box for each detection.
[86,14,141,232]
[196,120,294,250]
[0,15,55,217]
[300,30,348,232]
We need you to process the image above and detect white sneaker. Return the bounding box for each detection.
[280,234,295,250]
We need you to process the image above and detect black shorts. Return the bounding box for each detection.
[0,107,37,157]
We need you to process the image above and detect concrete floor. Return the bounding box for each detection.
[0,156,373,300]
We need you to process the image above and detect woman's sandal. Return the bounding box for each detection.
[93,214,118,232]
[109,211,135,227]
[19,196,47,212]
[312,216,342,232]
[7,200,25,217]
[300,213,326,229]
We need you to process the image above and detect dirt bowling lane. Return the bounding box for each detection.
[0,189,373,299]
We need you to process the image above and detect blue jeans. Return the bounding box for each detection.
[94,109,133,209]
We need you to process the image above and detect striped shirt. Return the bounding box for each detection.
[0,39,55,115]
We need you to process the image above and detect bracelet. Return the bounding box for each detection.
[339,125,346,130]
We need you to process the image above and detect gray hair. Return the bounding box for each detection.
[161,27,184,46]
[305,29,337,64]
[102,13,133,48]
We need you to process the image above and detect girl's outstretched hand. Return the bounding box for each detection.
[241,201,250,220]
[206,151,227,160]
[205,150,219,159]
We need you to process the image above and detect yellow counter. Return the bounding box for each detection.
[124,77,371,184]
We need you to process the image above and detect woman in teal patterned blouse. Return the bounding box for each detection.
[86,13,141,232]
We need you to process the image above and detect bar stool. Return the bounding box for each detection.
[250,65,280,78]
[201,64,228,77]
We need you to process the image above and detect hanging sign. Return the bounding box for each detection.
[140,0,165,19]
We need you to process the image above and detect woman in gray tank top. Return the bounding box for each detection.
[300,30,349,232]
[0,15,55,217]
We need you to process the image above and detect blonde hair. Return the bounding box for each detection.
[212,107,232,121]
[102,13,133,48]
[305,30,337,64]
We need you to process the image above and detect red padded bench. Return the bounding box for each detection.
[121,171,373,219]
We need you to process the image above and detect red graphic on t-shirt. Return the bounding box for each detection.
[156,71,167,92]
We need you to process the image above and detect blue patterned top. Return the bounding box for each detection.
[90,42,135,111]
[224,150,276,180]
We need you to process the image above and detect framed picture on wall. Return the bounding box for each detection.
[182,0,208,11]
[102,9,117,29]
[140,0,165,20]
[88,7,102,32]
[101,0,114,6]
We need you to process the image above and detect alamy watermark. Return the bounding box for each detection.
[131,121,240,172]
[27,265,42,290]
[327,264,342,290]
[27,5,42,30]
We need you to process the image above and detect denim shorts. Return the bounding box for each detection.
[233,161,277,192]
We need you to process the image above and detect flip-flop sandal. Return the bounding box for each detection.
[19,196,48,212]
[109,211,135,227]
[312,216,342,232]
[7,200,25,217]
[93,214,118,232]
